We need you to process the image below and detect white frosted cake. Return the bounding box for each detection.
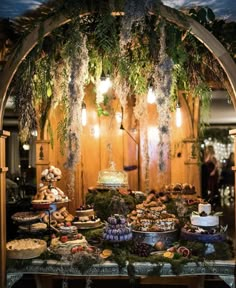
[190,203,219,227]
[181,203,225,243]
[190,215,219,227]
[198,203,211,215]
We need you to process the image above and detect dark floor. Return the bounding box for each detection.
[12,275,232,288]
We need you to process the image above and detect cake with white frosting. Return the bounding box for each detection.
[181,202,226,243]
[190,203,219,227]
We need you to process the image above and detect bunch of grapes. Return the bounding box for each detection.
[131,241,152,257]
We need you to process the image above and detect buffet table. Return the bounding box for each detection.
[7,258,236,288]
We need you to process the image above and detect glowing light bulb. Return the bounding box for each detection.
[31,129,38,137]
[147,86,156,104]
[81,102,87,126]
[176,103,182,127]
[98,75,112,94]
[23,143,30,150]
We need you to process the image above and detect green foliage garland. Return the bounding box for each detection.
[8,0,225,171]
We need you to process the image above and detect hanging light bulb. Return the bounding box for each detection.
[98,71,112,94]
[23,143,30,150]
[115,111,122,123]
[176,102,182,127]
[81,102,87,126]
[31,129,38,137]
[147,85,156,104]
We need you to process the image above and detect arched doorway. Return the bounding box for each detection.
[1,3,236,287]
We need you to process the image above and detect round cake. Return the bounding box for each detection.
[190,215,219,227]
[73,205,101,229]
[11,211,44,223]
[198,203,211,215]
[6,238,47,259]
[190,203,219,227]
[18,222,47,232]
[49,227,88,255]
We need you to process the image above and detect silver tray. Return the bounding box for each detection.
[132,229,179,247]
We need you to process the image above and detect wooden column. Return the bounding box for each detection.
[229,129,236,257]
[0,130,10,288]
[183,138,201,196]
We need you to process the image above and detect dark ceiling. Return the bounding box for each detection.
[0,0,236,21]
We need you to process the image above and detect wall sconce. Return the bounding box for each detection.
[176,102,182,127]
[90,125,100,138]
[147,85,156,104]
[98,71,112,94]
[81,102,87,126]
[115,111,122,123]
[31,129,38,137]
[23,143,30,150]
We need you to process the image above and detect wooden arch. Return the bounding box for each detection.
[0,4,236,126]
[1,2,236,287]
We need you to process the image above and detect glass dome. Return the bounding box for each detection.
[97,161,128,188]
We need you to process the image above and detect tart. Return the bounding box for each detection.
[18,222,47,232]
[6,238,47,259]
[11,211,44,223]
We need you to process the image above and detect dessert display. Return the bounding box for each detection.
[103,214,132,242]
[49,226,88,255]
[161,183,196,197]
[181,202,226,243]
[18,222,47,232]
[97,161,128,188]
[42,206,74,229]
[11,211,44,223]
[73,205,102,229]
[32,165,68,204]
[128,193,179,232]
[190,203,219,227]
[6,238,47,259]
[40,165,62,182]
[33,184,68,204]
[128,193,179,247]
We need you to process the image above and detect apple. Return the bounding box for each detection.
[71,247,78,254]
[65,222,72,227]
[154,241,165,251]
[86,247,94,253]
[167,246,177,253]
[76,233,83,239]
[60,235,68,243]
[76,245,84,252]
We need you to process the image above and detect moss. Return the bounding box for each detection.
[86,189,137,221]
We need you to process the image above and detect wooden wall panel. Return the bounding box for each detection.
[41,85,202,212]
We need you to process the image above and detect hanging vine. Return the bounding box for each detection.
[153,22,173,172]
[7,0,226,191]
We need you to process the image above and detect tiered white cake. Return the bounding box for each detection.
[190,203,219,227]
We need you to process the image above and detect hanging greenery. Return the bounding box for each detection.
[8,0,225,178]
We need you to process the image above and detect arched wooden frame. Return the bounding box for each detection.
[1,3,236,287]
